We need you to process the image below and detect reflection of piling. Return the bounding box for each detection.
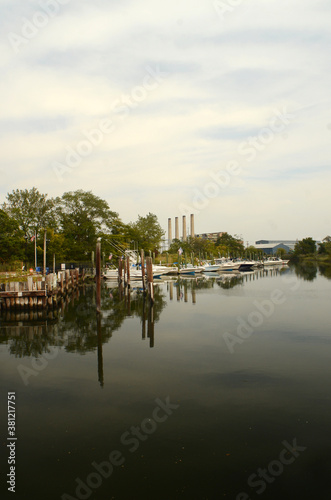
[192,288,196,304]
[169,282,173,300]
[97,313,104,387]
[96,240,101,314]
[142,297,146,339]
[146,257,154,304]
[148,302,154,348]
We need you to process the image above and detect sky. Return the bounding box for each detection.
[0,0,330,245]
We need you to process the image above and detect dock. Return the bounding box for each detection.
[0,269,82,311]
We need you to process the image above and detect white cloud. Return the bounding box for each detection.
[0,0,330,243]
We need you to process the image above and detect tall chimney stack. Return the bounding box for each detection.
[190,214,195,238]
[168,218,172,245]
[175,217,179,240]
[182,216,187,241]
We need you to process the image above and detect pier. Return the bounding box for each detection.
[0,269,82,311]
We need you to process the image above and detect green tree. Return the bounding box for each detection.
[215,232,244,256]
[276,248,287,258]
[127,213,164,253]
[2,187,55,238]
[318,241,331,255]
[56,190,121,261]
[0,209,24,263]
[294,237,316,256]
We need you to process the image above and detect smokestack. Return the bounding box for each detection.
[190,214,195,238]
[168,218,172,245]
[182,216,187,241]
[175,217,179,240]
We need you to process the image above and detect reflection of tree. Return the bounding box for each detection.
[216,274,244,289]
[0,322,65,358]
[318,263,331,280]
[293,262,317,281]
[0,283,167,358]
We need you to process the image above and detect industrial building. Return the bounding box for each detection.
[254,240,297,255]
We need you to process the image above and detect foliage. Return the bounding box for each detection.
[318,241,331,255]
[55,190,121,260]
[2,187,55,237]
[126,213,164,253]
[215,232,245,256]
[293,237,316,256]
[0,209,24,262]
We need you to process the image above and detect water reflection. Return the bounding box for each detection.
[0,263,325,365]
[0,283,167,361]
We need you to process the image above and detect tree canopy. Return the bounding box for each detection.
[2,187,55,237]
[0,188,165,265]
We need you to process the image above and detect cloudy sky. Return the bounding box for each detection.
[0,0,330,244]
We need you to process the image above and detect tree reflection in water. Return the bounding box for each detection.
[0,283,167,361]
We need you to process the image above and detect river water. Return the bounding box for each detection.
[1,264,331,500]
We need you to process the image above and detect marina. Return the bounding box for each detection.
[1,263,330,499]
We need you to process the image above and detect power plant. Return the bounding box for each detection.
[167,214,195,245]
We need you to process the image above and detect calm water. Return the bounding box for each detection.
[1,264,331,500]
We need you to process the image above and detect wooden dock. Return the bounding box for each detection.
[0,269,81,311]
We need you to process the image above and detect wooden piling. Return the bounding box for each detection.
[118,259,122,284]
[141,250,146,293]
[126,256,130,289]
[96,239,101,314]
[146,257,154,304]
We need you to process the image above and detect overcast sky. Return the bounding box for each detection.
[1,0,330,244]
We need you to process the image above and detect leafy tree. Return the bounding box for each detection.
[293,237,316,256]
[55,190,121,260]
[2,187,55,238]
[215,232,245,256]
[276,248,287,258]
[0,209,24,262]
[318,241,331,255]
[126,213,164,253]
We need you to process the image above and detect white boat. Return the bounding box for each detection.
[103,268,118,279]
[202,264,222,272]
[263,257,288,266]
[215,259,241,272]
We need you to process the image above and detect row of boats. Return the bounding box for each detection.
[103,257,289,280]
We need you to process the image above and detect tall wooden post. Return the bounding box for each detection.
[118,258,122,284]
[126,256,130,289]
[96,239,101,314]
[141,250,146,293]
[146,256,154,304]
[43,229,47,276]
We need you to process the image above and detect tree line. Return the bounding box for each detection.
[0,188,164,267]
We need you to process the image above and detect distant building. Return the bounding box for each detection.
[195,232,225,243]
[254,240,297,255]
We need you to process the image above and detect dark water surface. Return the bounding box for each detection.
[1,265,331,500]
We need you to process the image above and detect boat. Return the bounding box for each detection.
[237,260,257,271]
[202,264,222,272]
[214,259,241,272]
[263,257,289,266]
